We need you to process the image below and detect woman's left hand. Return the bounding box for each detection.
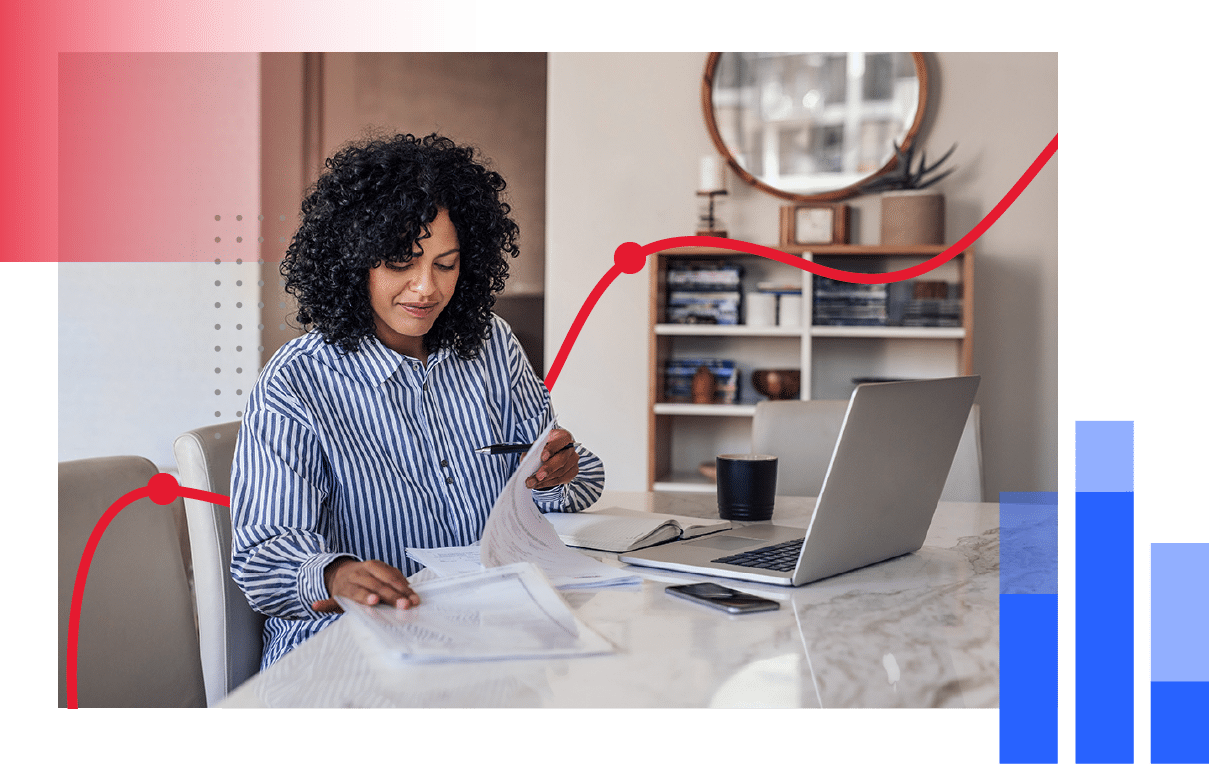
[525,428,580,490]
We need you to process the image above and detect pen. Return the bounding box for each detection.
[474,441,579,456]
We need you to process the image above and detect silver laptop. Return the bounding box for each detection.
[620,375,980,586]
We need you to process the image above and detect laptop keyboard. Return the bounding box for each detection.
[712,537,805,572]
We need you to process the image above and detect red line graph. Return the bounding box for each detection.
[544,133,1058,391]
[65,473,229,709]
[66,133,1056,708]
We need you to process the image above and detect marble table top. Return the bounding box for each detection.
[220,491,999,708]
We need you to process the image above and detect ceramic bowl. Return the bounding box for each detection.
[751,369,801,400]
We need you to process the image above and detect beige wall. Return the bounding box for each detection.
[547,53,1058,496]
[546,53,706,491]
[60,52,1057,496]
[322,53,548,296]
[259,53,549,367]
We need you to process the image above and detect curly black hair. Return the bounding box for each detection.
[281,133,520,358]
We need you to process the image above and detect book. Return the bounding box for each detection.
[755,280,803,294]
[667,261,743,289]
[667,290,742,325]
[543,506,732,553]
[813,278,891,326]
[666,261,744,324]
[886,280,962,327]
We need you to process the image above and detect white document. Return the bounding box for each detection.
[337,563,614,662]
[408,543,638,589]
[405,544,485,578]
[476,422,641,589]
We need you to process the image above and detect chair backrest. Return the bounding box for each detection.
[173,420,265,706]
[751,399,983,502]
[58,455,206,707]
[938,404,983,503]
[751,399,849,498]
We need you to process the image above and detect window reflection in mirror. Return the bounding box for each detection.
[706,52,925,200]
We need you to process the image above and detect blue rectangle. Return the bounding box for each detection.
[1151,682,1209,763]
[1076,491,1134,762]
[1001,492,1058,594]
[1152,544,1209,681]
[1001,593,1058,763]
[1075,421,1134,492]
[999,493,1059,763]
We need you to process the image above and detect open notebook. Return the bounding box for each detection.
[543,506,730,553]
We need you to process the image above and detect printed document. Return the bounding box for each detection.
[337,563,613,662]
[407,543,637,589]
[473,422,640,588]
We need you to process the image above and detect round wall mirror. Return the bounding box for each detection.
[703,52,928,201]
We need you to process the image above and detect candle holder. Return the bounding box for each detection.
[696,189,728,237]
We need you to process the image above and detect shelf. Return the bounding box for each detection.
[653,403,758,417]
[810,326,965,339]
[655,324,804,337]
[653,471,719,493]
[648,244,974,490]
[658,243,956,257]
[793,244,955,256]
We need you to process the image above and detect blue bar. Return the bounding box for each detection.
[1001,594,1058,762]
[1075,421,1134,763]
[1001,492,1059,594]
[999,492,1059,763]
[1151,544,1209,762]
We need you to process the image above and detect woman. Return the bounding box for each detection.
[231,133,605,667]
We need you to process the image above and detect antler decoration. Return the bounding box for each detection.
[857,141,957,194]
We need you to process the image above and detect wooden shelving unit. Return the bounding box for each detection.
[647,244,974,491]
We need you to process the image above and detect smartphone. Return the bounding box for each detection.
[665,582,780,614]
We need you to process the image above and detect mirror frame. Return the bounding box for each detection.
[701,52,929,202]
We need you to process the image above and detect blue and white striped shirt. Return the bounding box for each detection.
[230,315,605,667]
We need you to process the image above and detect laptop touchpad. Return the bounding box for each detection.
[685,535,764,551]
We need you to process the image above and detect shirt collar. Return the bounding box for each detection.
[314,334,449,387]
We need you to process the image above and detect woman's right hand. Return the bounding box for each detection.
[312,557,421,613]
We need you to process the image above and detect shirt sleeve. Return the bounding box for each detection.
[497,319,605,513]
[230,403,355,621]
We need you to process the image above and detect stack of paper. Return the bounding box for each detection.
[406,544,639,589]
[337,563,614,662]
[467,421,640,589]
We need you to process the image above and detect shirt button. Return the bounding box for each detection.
[422,383,428,392]
[445,477,454,485]
[440,459,448,467]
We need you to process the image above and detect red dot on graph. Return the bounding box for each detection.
[147,473,180,505]
[613,242,646,274]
